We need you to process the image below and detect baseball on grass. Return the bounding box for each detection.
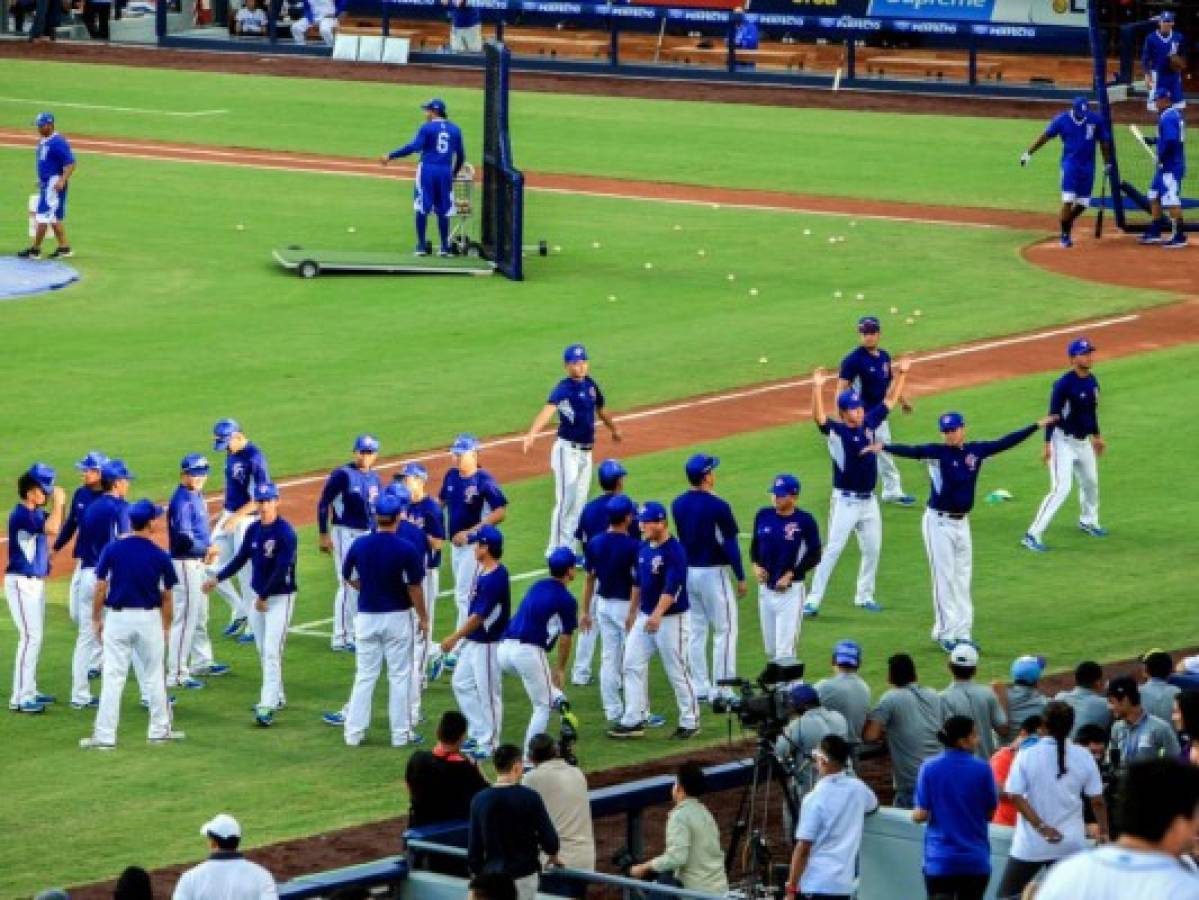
[553,245,562,253]
[833,290,843,299]
[803,228,812,236]
[905,316,916,325]
[235,224,245,231]
[591,241,601,249]
[914,309,923,317]
[855,292,865,300]
[607,294,617,302]
[347,226,356,233]
[727,273,736,281]
[850,221,858,228]
[758,356,769,364]
[697,249,707,257]
[828,237,837,244]
[644,262,654,270]
[749,288,759,296]
[673,225,683,231]
[890,306,899,314]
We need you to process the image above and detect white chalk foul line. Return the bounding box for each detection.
[0,98,227,117]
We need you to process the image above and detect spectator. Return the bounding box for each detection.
[173,814,278,899]
[10,0,36,34]
[114,867,152,899]
[815,639,872,744]
[468,874,517,900]
[785,735,879,900]
[1032,759,1199,899]
[468,744,561,900]
[1107,676,1180,771]
[81,0,113,40]
[1053,660,1112,737]
[1174,690,1199,767]
[234,0,267,35]
[522,734,595,898]
[1140,651,1182,723]
[912,716,998,900]
[778,683,849,796]
[443,0,481,53]
[28,0,62,42]
[992,655,1048,730]
[990,715,1044,827]
[1075,723,1111,841]
[995,702,1109,899]
[629,762,728,894]
[863,653,944,808]
[940,644,1008,760]
[405,710,489,828]
[732,7,758,49]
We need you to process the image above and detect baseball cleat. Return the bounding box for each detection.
[48,246,73,258]
[426,654,445,683]
[1020,533,1049,553]
[437,248,452,258]
[467,747,492,761]
[70,698,99,710]
[443,653,459,671]
[1138,231,1162,245]
[414,245,430,257]
[1059,235,1073,249]
[222,617,247,637]
[11,701,46,714]
[1163,233,1189,249]
[140,695,177,709]
[236,632,257,644]
[1078,522,1109,537]
[856,600,883,613]
[607,723,645,739]
[938,639,960,653]
[87,668,101,680]
[79,737,116,750]
[254,707,274,727]
[33,693,57,705]
[462,737,478,752]
[16,246,41,259]
[393,733,425,748]
[802,602,820,618]
[646,714,668,728]
[179,678,206,690]
[669,726,700,740]
[148,730,186,743]
[884,494,917,507]
[570,675,593,687]
[321,711,346,727]
[198,663,231,676]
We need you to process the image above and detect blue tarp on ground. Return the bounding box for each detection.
[0,257,79,299]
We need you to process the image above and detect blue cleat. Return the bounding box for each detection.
[1138,230,1162,245]
[394,733,425,748]
[254,706,274,728]
[322,711,345,727]
[802,602,820,618]
[646,714,667,729]
[87,668,101,680]
[70,698,99,710]
[1059,235,1073,249]
[462,737,478,752]
[1163,233,1189,249]
[34,693,57,705]
[1021,533,1048,553]
[179,678,205,690]
[857,600,883,613]
[426,654,445,683]
[884,494,917,507]
[443,653,458,671]
[467,746,492,761]
[199,663,231,676]
[237,632,256,644]
[1078,522,1109,537]
[222,617,247,638]
[939,639,960,653]
[12,701,46,714]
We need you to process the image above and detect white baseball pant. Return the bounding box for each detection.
[248,593,295,710]
[620,611,698,729]
[92,608,173,744]
[346,609,416,746]
[450,23,483,52]
[411,566,441,723]
[330,525,367,648]
[759,583,803,661]
[167,560,207,686]
[211,512,255,627]
[292,12,338,45]
[571,591,599,685]
[1026,432,1100,541]
[450,544,479,655]
[873,420,908,501]
[69,564,100,704]
[5,574,45,708]
[922,510,973,643]
[189,588,215,673]
[452,639,502,750]
[686,566,738,700]
[596,597,630,722]
[807,493,881,608]
[499,639,565,759]
[548,438,591,554]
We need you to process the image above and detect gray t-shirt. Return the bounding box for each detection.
[869,684,944,795]
[1139,679,1181,724]
[1054,686,1113,737]
[1110,712,1181,768]
[816,672,872,742]
[1008,684,1049,727]
[779,707,851,794]
[940,680,1007,760]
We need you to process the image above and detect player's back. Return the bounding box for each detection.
[1158,109,1187,175]
[419,119,463,168]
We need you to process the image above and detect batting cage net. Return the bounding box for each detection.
[482,41,526,280]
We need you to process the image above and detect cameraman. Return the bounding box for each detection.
[629,762,728,895]
[778,684,849,799]
[523,734,595,898]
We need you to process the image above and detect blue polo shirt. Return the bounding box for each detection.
[584,529,640,602]
[342,530,425,614]
[53,484,103,555]
[749,506,822,591]
[168,484,211,561]
[819,405,889,494]
[670,489,745,580]
[547,375,605,445]
[1047,370,1100,441]
[439,468,507,537]
[636,536,689,616]
[216,518,298,597]
[77,493,131,568]
[913,749,998,877]
[96,535,178,610]
[6,504,49,577]
[466,564,511,643]
[503,578,578,651]
[839,347,893,409]
[318,463,382,535]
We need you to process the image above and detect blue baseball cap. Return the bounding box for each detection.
[468,524,503,553]
[353,434,380,454]
[375,492,404,518]
[1152,85,1174,101]
[383,482,412,505]
[547,546,578,576]
[421,98,447,115]
[400,462,428,481]
[607,493,636,522]
[684,453,719,483]
[1158,12,1175,23]
[837,390,864,411]
[74,451,109,472]
[857,316,881,334]
[212,418,240,451]
[833,639,862,668]
[450,433,480,456]
[27,462,56,493]
[180,453,211,475]
[939,411,965,433]
[34,112,54,128]
[1071,96,1090,118]
[128,499,164,530]
[637,501,668,524]
[563,343,589,363]
[1068,337,1095,357]
[1011,655,1046,684]
[788,683,820,709]
[597,458,627,489]
[254,482,279,502]
[101,459,134,482]
[771,473,800,497]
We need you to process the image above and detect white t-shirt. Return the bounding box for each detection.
[235,7,267,32]
[1035,846,1199,900]
[173,854,279,900]
[794,772,878,895]
[1006,737,1103,862]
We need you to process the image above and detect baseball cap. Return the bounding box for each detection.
[101,459,134,482]
[563,343,589,363]
[684,453,719,483]
[771,473,800,497]
[400,462,428,481]
[547,546,577,576]
[1152,85,1175,102]
[637,501,668,524]
[607,493,636,522]
[383,482,412,505]
[27,462,56,493]
[832,640,862,668]
[421,98,447,115]
[468,524,503,553]
[1071,96,1090,118]
[201,813,241,841]
[74,451,109,472]
[857,316,881,334]
[254,482,279,502]
[34,111,54,127]
[1158,11,1175,23]
[597,458,627,489]
[212,418,240,451]
[128,499,164,530]
[837,390,863,411]
[1011,655,1046,684]
[180,453,211,475]
[375,492,404,518]
[788,683,820,709]
[353,434,380,454]
[1068,338,1096,357]
[950,644,980,667]
[939,411,965,432]
[450,433,480,456]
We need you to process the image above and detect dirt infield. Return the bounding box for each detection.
[1025,232,1199,295]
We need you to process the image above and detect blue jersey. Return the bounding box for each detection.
[749,507,822,592]
[77,494,130,568]
[1044,111,1108,170]
[389,119,466,173]
[223,442,270,513]
[7,505,49,577]
[584,529,640,601]
[670,490,745,580]
[1046,371,1101,441]
[575,492,639,547]
[636,536,689,616]
[449,0,480,28]
[217,518,298,597]
[838,347,893,409]
[1143,28,1186,78]
[318,463,382,534]
[1157,108,1186,177]
[733,18,759,50]
[342,531,425,614]
[439,468,507,537]
[504,578,578,651]
[404,496,445,569]
[888,424,1039,514]
[168,484,212,560]
[466,564,511,643]
[36,132,75,184]
[53,485,103,556]
[819,405,890,494]
[548,376,605,446]
[96,536,177,610]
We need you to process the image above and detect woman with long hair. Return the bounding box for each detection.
[1173,689,1199,767]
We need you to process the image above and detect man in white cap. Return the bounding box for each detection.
[174,813,277,899]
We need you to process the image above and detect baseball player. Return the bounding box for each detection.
[18,112,74,260]
[1020,97,1113,248]
[522,343,624,554]
[380,99,466,257]
[804,358,911,617]
[291,0,343,45]
[671,454,746,705]
[1141,12,1186,112]
[750,474,822,662]
[204,483,297,728]
[336,492,428,747]
[1023,338,1107,552]
[6,463,65,714]
[54,451,107,702]
[837,316,916,503]
[437,524,510,760]
[1138,90,1189,248]
[608,501,700,740]
[318,434,383,652]
[499,547,579,758]
[210,418,270,642]
[872,410,1057,650]
[438,433,507,668]
[394,463,446,702]
[81,500,182,749]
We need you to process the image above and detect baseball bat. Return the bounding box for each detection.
[1094,168,1107,239]
[1129,124,1159,162]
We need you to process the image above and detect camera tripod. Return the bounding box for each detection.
[725,731,801,898]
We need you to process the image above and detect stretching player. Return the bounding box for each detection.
[805,358,911,617]
[19,112,75,259]
[583,495,640,725]
[167,455,223,691]
[380,99,466,257]
[318,434,382,653]
[750,475,821,663]
[1139,89,1189,248]
[1021,97,1112,248]
[871,411,1057,651]
[291,0,343,45]
[395,463,446,703]
[672,454,746,705]
[1141,12,1186,112]
[1023,339,1107,552]
[838,316,915,504]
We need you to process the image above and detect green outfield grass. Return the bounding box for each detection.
[0,149,1165,498]
[0,344,1192,895]
[0,59,1073,211]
